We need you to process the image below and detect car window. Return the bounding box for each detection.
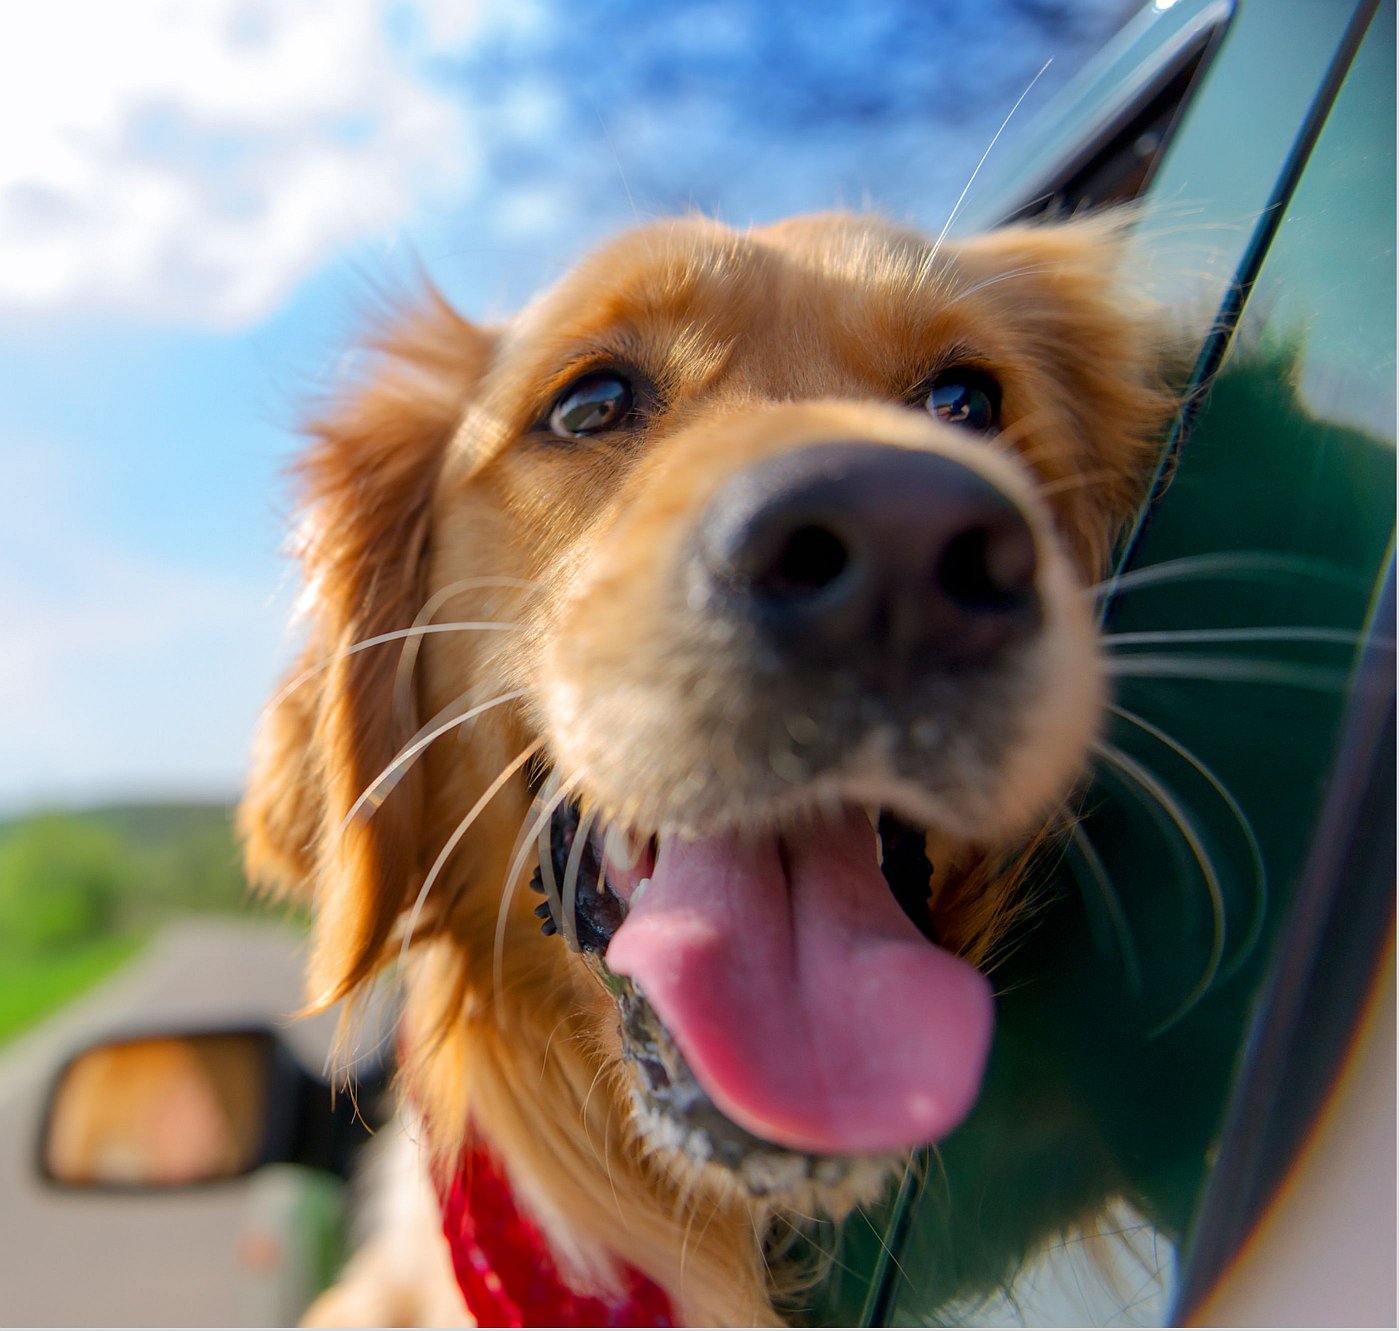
[970,0,1235,226]
[1009,36,1213,220]
[1163,2,1395,1312]
[1129,0,1384,316]
[800,2,1393,1326]
[1070,0,1393,1304]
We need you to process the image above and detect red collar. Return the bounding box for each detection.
[439,1143,677,1327]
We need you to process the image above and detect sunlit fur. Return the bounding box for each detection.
[240,212,1173,1326]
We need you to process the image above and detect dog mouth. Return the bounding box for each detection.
[531,797,993,1177]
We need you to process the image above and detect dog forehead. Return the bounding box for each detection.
[509,213,965,348]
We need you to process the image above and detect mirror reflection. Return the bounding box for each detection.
[44,1033,269,1187]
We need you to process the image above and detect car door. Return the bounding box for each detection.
[803,2,1395,1324]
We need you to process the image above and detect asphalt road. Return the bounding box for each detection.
[0,919,358,1327]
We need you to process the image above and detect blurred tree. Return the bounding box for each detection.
[0,804,278,1045]
[92,804,251,923]
[0,804,261,956]
[0,814,127,952]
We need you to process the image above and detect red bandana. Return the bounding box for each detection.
[439,1143,677,1327]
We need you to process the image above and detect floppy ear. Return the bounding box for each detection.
[955,215,1177,573]
[239,289,495,1006]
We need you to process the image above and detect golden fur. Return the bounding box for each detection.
[240,212,1171,1326]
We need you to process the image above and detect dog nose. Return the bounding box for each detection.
[696,442,1040,681]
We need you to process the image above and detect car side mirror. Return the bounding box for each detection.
[36,1027,385,1190]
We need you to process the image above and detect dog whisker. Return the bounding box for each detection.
[761,1213,855,1297]
[344,687,528,831]
[534,792,593,952]
[536,791,562,934]
[677,1170,701,1295]
[580,1056,615,1150]
[1089,549,1362,601]
[1106,702,1266,984]
[852,1190,915,1290]
[927,58,1052,264]
[1105,654,1351,691]
[493,774,582,1012]
[941,261,1061,312]
[681,1192,727,1303]
[393,575,545,720]
[747,1208,777,1288]
[592,1098,640,1235]
[1065,822,1144,993]
[561,806,600,955]
[1103,625,1367,650]
[263,620,521,719]
[1091,740,1226,1036]
[589,100,640,225]
[539,1010,574,1078]
[398,739,544,974]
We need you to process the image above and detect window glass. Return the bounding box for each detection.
[799,2,1392,1326]
[1144,3,1395,1312]
[965,0,1235,225]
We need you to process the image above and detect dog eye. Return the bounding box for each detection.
[923,369,1000,433]
[548,372,635,438]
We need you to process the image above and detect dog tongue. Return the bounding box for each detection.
[605,808,993,1154]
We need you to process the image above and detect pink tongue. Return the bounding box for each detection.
[605,809,993,1155]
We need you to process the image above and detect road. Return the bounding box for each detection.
[0,919,359,1327]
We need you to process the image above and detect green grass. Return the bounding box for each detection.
[0,935,147,1047]
[0,801,300,1049]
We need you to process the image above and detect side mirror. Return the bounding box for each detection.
[36,1027,386,1190]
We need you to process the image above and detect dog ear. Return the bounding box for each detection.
[954,215,1177,573]
[239,289,496,1006]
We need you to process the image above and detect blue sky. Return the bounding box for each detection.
[0,0,1130,813]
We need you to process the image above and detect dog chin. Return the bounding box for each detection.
[631,1093,906,1218]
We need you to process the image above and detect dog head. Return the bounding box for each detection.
[241,211,1171,1314]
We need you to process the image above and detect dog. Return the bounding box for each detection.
[240,211,1172,1326]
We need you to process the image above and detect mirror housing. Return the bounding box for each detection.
[36,1026,386,1191]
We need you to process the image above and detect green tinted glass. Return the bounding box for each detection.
[801,1,1393,1325]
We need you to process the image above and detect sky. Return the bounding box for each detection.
[0,0,1132,814]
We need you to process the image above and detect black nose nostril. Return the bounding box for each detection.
[698,442,1042,676]
[936,523,1038,612]
[755,524,850,598]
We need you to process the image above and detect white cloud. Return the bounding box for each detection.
[0,0,484,327]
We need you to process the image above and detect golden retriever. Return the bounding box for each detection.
[240,211,1172,1326]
